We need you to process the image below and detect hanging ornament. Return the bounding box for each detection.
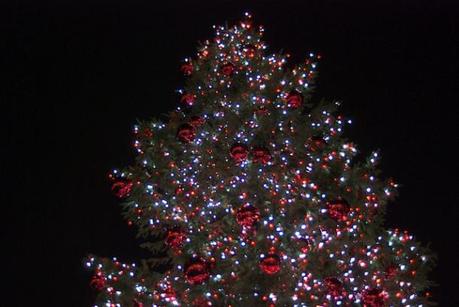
[111,180,133,198]
[327,199,350,221]
[251,147,271,164]
[189,116,205,127]
[362,288,385,307]
[165,229,186,249]
[236,204,260,228]
[184,258,210,285]
[177,124,196,143]
[385,264,397,279]
[260,253,281,275]
[221,62,235,76]
[90,271,106,290]
[324,277,344,297]
[286,90,303,109]
[133,299,144,307]
[309,136,327,151]
[180,93,195,107]
[192,297,212,307]
[180,62,193,76]
[243,44,256,58]
[230,144,249,162]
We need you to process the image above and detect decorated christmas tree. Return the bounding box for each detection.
[86,14,434,306]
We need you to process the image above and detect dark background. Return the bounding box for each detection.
[3,0,458,306]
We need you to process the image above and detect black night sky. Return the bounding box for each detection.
[3,1,458,306]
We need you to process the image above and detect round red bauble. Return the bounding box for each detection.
[180,93,195,107]
[111,180,133,198]
[324,277,343,297]
[260,253,281,275]
[177,124,196,143]
[286,90,303,109]
[90,272,106,290]
[180,63,193,76]
[133,299,144,307]
[385,264,397,279]
[192,297,212,307]
[189,116,205,127]
[327,199,350,221]
[362,288,384,307]
[221,63,235,76]
[165,229,186,248]
[184,258,210,285]
[230,144,249,162]
[251,147,271,164]
[309,136,327,151]
[236,204,260,228]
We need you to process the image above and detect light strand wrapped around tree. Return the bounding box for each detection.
[86,13,434,306]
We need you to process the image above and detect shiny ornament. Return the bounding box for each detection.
[324,277,343,297]
[90,272,105,290]
[309,136,327,151]
[327,199,350,221]
[385,264,397,279]
[184,258,210,285]
[111,180,133,198]
[180,62,193,76]
[133,299,144,307]
[286,90,303,109]
[177,124,196,143]
[251,147,271,164]
[230,144,248,162]
[189,116,205,127]
[192,297,211,307]
[221,62,235,76]
[260,253,281,275]
[362,288,384,307]
[165,229,186,248]
[180,93,195,107]
[236,204,260,228]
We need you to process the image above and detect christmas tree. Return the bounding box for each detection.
[86,14,434,306]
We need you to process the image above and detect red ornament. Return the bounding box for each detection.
[251,147,271,164]
[327,199,350,221]
[362,288,384,307]
[324,277,343,297]
[189,116,205,127]
[243,44,256,58]
[260,253,281,275]
[133,299,144,307]
[111,180,133,198]
[184,258,210,285]
[221,62,235,76]
[230,144,248,162]
[180,63,193,76]
[177,124,196,143]
[385,264,397,279]
[236,204,260,228]
[286,90,303,109]
[192,297,211,307]
[165,229,186,248]
[180,93,195,107]
[309,136,327,151]
[90,271,105,290]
